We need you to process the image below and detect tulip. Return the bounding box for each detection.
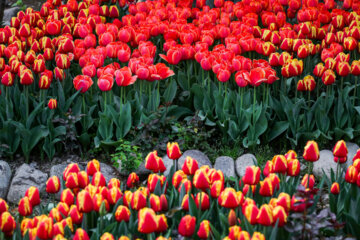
[130,189,147,211]
[303,141,320,162]
[242,166,261,185]
[301,174,315,189]
[345,165,358,184]
[218,188,240,208]
[287,159,300,176]
[160,48,182,65]
[60,189,74,206]
[178,215,196,237]
[145,151,166,173]
[115,67,137,86]
[69,205,83,225]
[49,208,62,222]
[73,228,90,240]
[259,178,274,197]
[93,193,109,213]
[197,220,211,239]
[195,192,210,210]
[333,140,348,159]
[251,232,265,240]
[66,172,79,189]
[138,208,158,234]
[313,63,326,77]
[20,68,34,85]
[127,172,139,188]
[98,73,114,92]
[182,156,199,175]
[46,176,60,194]
[244,204,259,225]
[156,214,168,233]
[272,155,288,174]
[92,171,106,187]
[193,168,210,190]
[167,142,182,160]
[18,197,32,217]
[100,233,115,240]
[272,206,287,227]
[0,212,16,235]
[73,75,93,93]
[86,159,100,176]
[336,62,351,77]
[76,190,93,213]
[54,67,66,81]
[36,217,53,239]
[330,182,340,195]
[47,99,57,110]
[0,199,8,215]
[257,204,273,226]
[78,171,89,189]
[210,180,224,198]
[25,186,40,207]
[150,194,161,212]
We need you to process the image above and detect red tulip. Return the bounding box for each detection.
[73,75,93,93]
[178,215,196,237]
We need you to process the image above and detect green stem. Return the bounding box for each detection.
[82,94,86,129]
[25,86,29,119]
[353,76,358,106]
[252,87,256,125]
[341,77,344,92]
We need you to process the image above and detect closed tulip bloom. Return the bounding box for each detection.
[193,169,210,190]
[333,140,348,159]
[76,190,93,213]
[138,208,158,234]
[167,142,182,160]
[36,217,53,239]
[259,178,274,197]
[131,189,147,211]
[251,232,265,240]
[210,180,224,198]
[218,188,240,208]
[301,174,315,189]
[54,67,66,81]
[78,171,89,189]
[92,171,106,187]
[272,206,287,227]
[272,155,288,174]
[86,159,100,176]
[73,228,89,240]
[127,172,139,188]
[46,176,60,194]
[197,220,211,239]
[257,204,273,226]
[313,63,326,77]
[228,225,242,240]
[107,187,122,206]
[18,197,32,217]
[303,141,320,162]
[65,172,79,189]
[0,198,8,214]
[145,151,166,173]
[345,165,358,184]
[195,192,210,210]
[182,156,199,175]
[69,205,83,225]
[244,203,259,225]
[0,212,16,235]
[115,205,130,222]
[20,68,34,85]
[321,69,336,85]
[228,209,237,226]
[49,208,62,222]
[336,62,351,77]
[82,64,97,78]
[73,75,93,93]
[181,194,194,211]
[263,160,273,177]
[351,60,360,75]
[242,166,261,185]
[48,99,57,110]
[100,233,115,240]
[344,37,357,51]
[93,193,109,213]
[178,215,196,237]
[287,159,300,176]
[330,182,340,195]
[60,189,74,206]
[25,186,40,207]
[107,178,120,189]
[115,67,137,86]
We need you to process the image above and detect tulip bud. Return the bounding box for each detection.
[0,211,16,235]
[228,209,238,226]
[25,186,40,206]
[127,172,139,188]
[150,194,161,212]
[69,205,83,225]
[76,190,93,213]
[60,188,74,206]
[138,208,158,234]
[242,166,261,185]
[130,189,147,211]
[18,197,32,217]
[92,171,106,187]
[167,142,182,160]
[182,156,199,175]
[145,151,166,173]
[156,214,168,233]
[197,220,211,239]
[301,174,315,189]
[257,204,273,226]
[0,198,9,214]
[330,182,340,195]
[333,140,348,160]
[178,215,196,237]
[259,178,274,197]
[73,228,90,240]
[100,233,115,240]
[244,204,259,225]
[46,176,60,194]
[115,205,130,222]
[195,192,210,210]
[218,188,240,208]
[287,159,300,176]
[36,216,53,239]
[345,165,358,184]
[303,140,320,162]
[272,155,288,174]
[47,99,57,109]
[193,169,210,190]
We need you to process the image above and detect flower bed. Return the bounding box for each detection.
[0,141,360,239]
[1,0,360,161]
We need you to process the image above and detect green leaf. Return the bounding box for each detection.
[163,79,177,103]
[268,121,289,141]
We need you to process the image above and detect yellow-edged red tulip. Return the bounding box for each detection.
[0,211,16,235]
[49,208,62,222]
[77,171,89,189]
[167,142,182,160]
[257,204,273,226]
[228,225,242,240]
[73,228,90,240]
[25,186,40,206]
[100,232,115,240]
[138,208,158,234]
[195,192,210,210]
[76,190,93,213]
[130,189,147,211]
[150,194,161,212]
[0,198,9,214]
[218,188,240,208]
[193,168,210,190]
[303,140,320,162]
[242,166,261,185]
[36,216,53,239]
[272,155,287,174]
[107,187,122,205]
[156,214,168,233]
[301,174,315,189]
[244,203,259,225]
[197,220,211,239]
[178,215,196,237]
[18,197,32,217]
[182,156,199,175]
[228,209,237,226]
[126,172,139,188]
[47,99,57,110]
[272,206,287,227]
[63,163,80,181]
[345,165,358,184]
[65,172,79,189]
[333,140,348,160]
[330,182,340,195]
[92,193,109,213]
[87,159,100,176]
[251,232,265,240]
[69,205,83,225]
[145,151,166,173]
[60,188,74,206]
[107,178,120,189]
[259,178,274,197]
[115,205,130,222]
[287,159,300,177]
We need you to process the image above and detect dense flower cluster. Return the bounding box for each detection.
[0,140,358,239]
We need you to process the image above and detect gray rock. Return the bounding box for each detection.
[162,155,175,176]
[345,142,359,168]
[214,156,236,178]
[235,154,257,177]
[2,7,20,26]
[177,150,212,169]
[313,150,337,179]
[0,161,12,199]
[98,163,118,182]
[136,162,151,177]
[7,164,48,204]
